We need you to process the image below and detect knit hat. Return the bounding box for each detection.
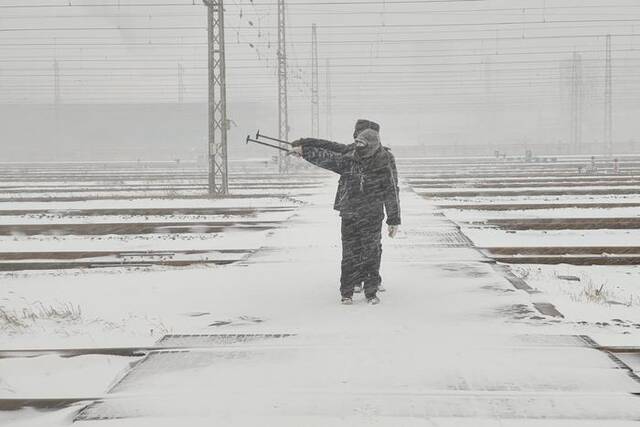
[354,128,382,158]
[353,119,380,138]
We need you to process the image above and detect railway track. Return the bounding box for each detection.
[477,217,640,230]
[479,246,640,265]
[418,187,640,198]
[482,247,640,266]
[0,220,282,236]
[0,193,313,203]
[409,180,640,189]
[0,162,322,272]
[1,334,636,414]
[0,249,252,271]
[0,183,320,194]
[0,206,294,217]
[404,155,640,266]
[439,202,640,211]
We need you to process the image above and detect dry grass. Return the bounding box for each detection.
[574,280,612,305]
[567,275,639,307]
[0,301,82,332]
[565,278,637,307]
[510,264,640,311]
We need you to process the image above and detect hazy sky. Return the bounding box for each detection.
[1,0,640,150]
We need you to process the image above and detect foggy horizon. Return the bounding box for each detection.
[1,0,639,158]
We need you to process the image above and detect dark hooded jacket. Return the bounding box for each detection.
[296,135,401,225]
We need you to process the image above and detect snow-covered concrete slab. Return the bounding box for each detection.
[4,181,640,425]
[0,355,136,398]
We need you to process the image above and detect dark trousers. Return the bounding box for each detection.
[340,215,383,298]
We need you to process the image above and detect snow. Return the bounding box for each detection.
[0,197,302,212]
[461,228,640,248]
[445,207,640,221]
[0,212,293,225]
[508,264,640,325]
[0,355,136,398]
[1,181,639,425]
[417,185,640,194]
[0,231,268,253]
[427,194,640,205]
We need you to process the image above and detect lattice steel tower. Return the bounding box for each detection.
[311,24,320,137]
[605,34,613,156]
[203,0,228,195]
[277,0,290,173]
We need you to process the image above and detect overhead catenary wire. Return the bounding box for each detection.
[2,0,640,150]
[6,18,640,31]
[0,0,484,8]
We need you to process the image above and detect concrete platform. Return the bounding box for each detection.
[65,183,640,424]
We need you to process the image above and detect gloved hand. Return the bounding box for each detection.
[388,225,399,238]
[288,146,303,157]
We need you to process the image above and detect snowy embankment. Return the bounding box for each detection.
[429,194,640,205]
[508,264,640,325]
[0,196,306,347]
[421,160,640,333]
[0,162,330,406]
[3,179,640,426]
[446,206,640,221]
[455,225,640,330]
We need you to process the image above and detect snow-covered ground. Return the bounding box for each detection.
[0,197,303,211]
[0,231,270,253]
[0,211,293,225]
[1,179,639,425]
[417,185,640,194]
[430,170,640,337]
[446,206,640,221]
[429,194,640,205]
[461,228,640,247]
[508,264,640,326]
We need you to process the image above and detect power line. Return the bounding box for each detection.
[6,56,640,71]
[2,32,638,47]
[0,0,484,9]
[6,18,640,32]
[3,46,639,61]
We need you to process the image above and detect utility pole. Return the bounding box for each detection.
[569,52,582,154]
[311,23,319,138]
[325,58,332,140]
[605,34,613,156]
[277,0,289,173]
[483,56,494,150]
[203,0,228,196]
[53,59,61,105]
[177,62,185,104]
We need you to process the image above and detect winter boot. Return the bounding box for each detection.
[367,296,380,305]
[341,297,354,305]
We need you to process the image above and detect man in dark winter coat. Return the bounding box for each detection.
[291,119,401,305]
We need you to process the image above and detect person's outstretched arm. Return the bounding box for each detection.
[292,138,351,154]
[291,138,351,174]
